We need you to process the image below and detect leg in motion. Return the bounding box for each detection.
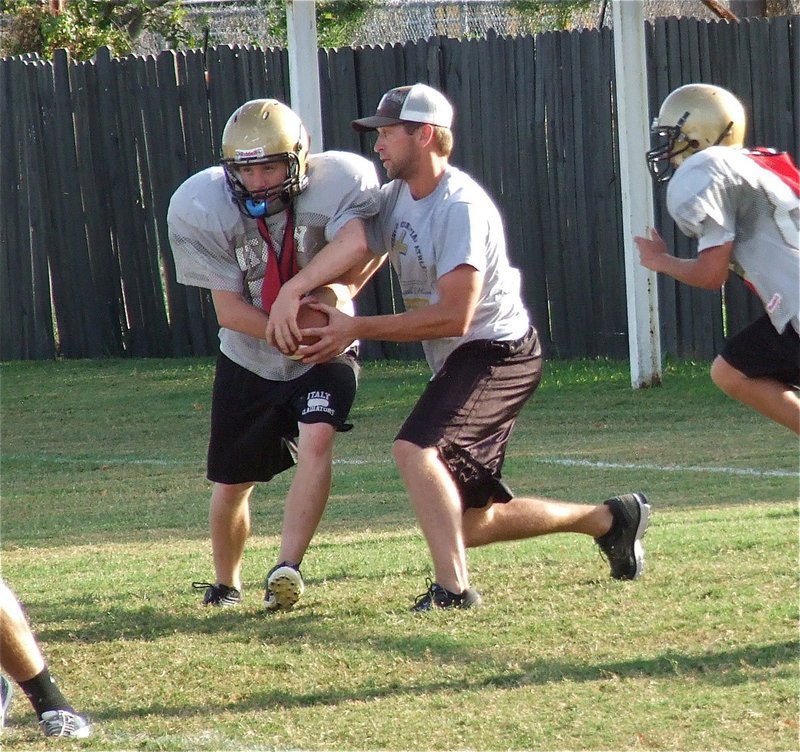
[711,356,800,434]
[463,491,651,581]
[0,581,92,738]
[265,421,336,611]
[394,440,483,611]
[193,482,254,606]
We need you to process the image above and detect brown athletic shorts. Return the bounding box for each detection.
[395,327,543,509]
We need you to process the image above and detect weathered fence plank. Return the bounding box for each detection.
[3,58,54,358]
[1,17,797,362]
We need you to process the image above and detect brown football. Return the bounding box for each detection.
[296,303,329,346]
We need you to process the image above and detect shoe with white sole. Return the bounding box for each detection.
[39,709,93,738]
[264,562,304,611]
[1,674,12,729]
[595,492,651,580]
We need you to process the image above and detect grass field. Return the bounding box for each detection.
[1,357,798,751]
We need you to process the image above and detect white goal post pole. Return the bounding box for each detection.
[286,0,324,152]
[612,0,662,388]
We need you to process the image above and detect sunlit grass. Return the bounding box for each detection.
[1,357,797,750]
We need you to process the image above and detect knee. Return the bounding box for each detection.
[392,439,423,473]
[297,422,336,461]
[213,482,254,507]
[0,581,21,622]
[462,506,492,548]
[710,356,744,397]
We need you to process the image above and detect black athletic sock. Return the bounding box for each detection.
[18,668,73,717]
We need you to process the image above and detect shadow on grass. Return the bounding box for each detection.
[84,638,797,722]
[12,495,798,552]
[33,588,797,681]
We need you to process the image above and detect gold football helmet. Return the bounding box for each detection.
[220,99,310,217]
[646,83,746,182]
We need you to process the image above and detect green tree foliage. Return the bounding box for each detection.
[0,0,195,59]
[1,0,374,59]
[511,0,595,32]
[228,0,374,49]
[315,0,373,48]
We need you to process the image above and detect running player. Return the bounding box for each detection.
[636,83,799,433]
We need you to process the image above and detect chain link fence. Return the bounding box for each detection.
[3,1,799,57]
[130,0,755,55]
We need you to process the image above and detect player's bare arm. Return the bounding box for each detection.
[210,289,270,339]
[298,264,483,363]
[266,217,371,353]
[335,248,388,300]
[211,287,350,347]
[635,228,733,289]
[294,248,386,316]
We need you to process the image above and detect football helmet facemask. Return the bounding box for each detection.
[646,83,746,182]
[220,99,310,217]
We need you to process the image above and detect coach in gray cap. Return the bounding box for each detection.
[269,82,651,610]
[351,83,454,131]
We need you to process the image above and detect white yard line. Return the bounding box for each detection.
[3,454,795,478]
[524,457,797,479]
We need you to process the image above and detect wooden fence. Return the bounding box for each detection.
[1,16,798,362]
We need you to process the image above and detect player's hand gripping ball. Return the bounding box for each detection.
[286,303,329,360]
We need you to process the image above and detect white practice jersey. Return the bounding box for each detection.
[667,146,800,334]
[367,165,531,375]
[168,151,380,380]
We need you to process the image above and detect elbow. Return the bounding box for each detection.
[442,324,469,338]
[453,321,471,337]
[213,300,244,330]
[211,290,250,331]
[698,271,729,290]
[215,310,235,330]
[443,313,473,337]
[694,244,732,290]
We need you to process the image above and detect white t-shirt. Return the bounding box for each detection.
[168,151,380,380]
[367,165,531,374]
[667,146,799,334]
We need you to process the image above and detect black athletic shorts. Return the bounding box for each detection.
[720,313,800,386]
[207,352,359,485]
[395,327,543,510]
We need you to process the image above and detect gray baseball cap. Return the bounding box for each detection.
[351,83,454,132]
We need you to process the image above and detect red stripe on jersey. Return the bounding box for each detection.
[745,148,800,197]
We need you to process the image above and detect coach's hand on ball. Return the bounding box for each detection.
[292,302,357,364]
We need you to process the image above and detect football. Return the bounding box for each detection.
[286,303,328,360]
[296,303,328,346]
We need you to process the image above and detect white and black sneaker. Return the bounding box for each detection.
[411,580,483,612]
[39,709,93,738]
[264,562,304,612]
[595,492,651,580]
[1,674,12,729]
[192,581,241,607]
